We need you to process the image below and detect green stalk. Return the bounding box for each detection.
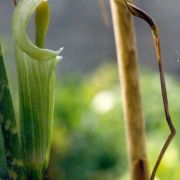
[12,0,62,178]
[35,1,50,48]
[0,45,25,179]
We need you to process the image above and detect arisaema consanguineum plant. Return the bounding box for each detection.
[0,0,63,179]
[115,0,176,179]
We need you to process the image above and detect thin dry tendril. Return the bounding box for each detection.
[13,0,17,6]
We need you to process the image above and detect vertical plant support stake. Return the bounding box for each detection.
[109,0,149,179]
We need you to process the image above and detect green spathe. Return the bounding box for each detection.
[13,0,62,177]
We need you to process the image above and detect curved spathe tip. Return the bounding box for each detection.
[13,0,61,61]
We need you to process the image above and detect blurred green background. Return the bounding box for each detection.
[1,63,180,179]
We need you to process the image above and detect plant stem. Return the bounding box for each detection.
[109,0,149,179]
[0,45,25,179]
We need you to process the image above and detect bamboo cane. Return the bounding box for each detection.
[109,0,149,179]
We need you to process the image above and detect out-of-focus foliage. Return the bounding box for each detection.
[1,63,180,179]
[49,64,126,180]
